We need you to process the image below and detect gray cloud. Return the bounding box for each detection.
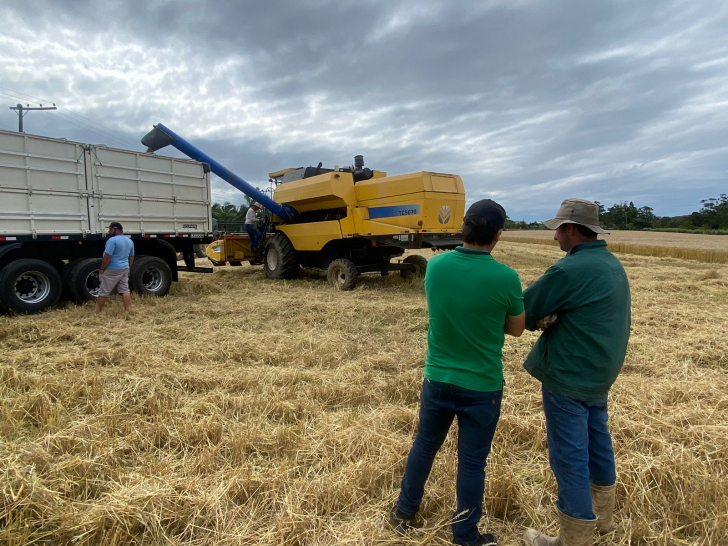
[1,0,726,219]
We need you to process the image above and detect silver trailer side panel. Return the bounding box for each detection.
[0,129,211,237]
[0,130,89,236]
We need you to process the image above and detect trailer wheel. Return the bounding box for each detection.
[130,257,172,297]
[68,259,103,302]
[0,259,62,314]
[61,259,83,300]
[264,234,299,279]
[400,255,428,279]
[327,259,359,291]
[194,244,207,258]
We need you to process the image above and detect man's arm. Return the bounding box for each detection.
[523,265,571,331]
[99,253,112,274]
[505,311,525,337]
[128,255,134,268]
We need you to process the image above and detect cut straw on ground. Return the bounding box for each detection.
[1,239,726,545]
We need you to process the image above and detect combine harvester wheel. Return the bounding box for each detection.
[400,255,428,279]
[327,259,358,291]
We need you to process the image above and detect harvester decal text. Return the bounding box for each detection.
[368,205,420,219]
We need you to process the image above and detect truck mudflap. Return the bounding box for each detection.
[364,233,462,250]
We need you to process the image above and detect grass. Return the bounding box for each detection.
[1,243,727,545]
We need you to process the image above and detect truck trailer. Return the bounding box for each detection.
[0,129,214,314]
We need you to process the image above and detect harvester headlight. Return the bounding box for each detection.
[212,245,224,253]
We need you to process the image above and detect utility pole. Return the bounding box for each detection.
[9,103,57,133]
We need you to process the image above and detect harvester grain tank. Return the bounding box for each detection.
[142,124,465,290]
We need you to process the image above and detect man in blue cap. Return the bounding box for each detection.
[97,222,135,312]
[389,199,525,546]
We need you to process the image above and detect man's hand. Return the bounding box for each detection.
[536,314,558,330]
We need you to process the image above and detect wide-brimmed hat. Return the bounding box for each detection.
[252,202,262,208]
[542,198,608,234]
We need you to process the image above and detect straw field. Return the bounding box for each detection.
[501,230,728,263]
[1,242,727,545]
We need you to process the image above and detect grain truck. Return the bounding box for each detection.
[0,128,214,314]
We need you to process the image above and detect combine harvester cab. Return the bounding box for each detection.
[142,124,465,290]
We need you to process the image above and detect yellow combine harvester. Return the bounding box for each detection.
[142,125,465,290]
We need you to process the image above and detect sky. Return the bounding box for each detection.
[1,0,726,221]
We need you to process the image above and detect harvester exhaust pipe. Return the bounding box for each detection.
[352,154,373,183]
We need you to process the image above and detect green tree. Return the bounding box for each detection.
[698,194,728,229]
[211,202,246,222]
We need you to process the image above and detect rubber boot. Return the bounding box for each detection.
[522,509,596,546]
[591,483,617,533]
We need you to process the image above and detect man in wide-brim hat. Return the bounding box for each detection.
[521,199,631,546]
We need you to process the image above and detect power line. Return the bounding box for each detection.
[0,86,142,149]
[0,86,140,147]
[50,111,137,149]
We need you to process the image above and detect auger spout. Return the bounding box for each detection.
[141,123,299,223]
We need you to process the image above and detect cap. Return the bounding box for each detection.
[464,199,507,230]
[107,222,123,230]
[542,198,608,234]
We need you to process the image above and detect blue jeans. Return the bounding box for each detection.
[542,386,616,520]
[397,379,502,544]
[244,223,262,252]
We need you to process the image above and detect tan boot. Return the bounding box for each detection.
[591,483,617,533]
[522,509,596,546]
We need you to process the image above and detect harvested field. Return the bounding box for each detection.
[501,230,728,263]
[1,244,727,545]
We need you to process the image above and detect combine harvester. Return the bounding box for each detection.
[142,124,465,290]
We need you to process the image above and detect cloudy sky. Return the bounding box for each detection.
[1,0,726,220]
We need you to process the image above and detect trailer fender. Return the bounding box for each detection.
[153,239,179,282]
[0,243,23,267]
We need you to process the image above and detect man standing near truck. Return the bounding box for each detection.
[389,199,525,546]
[521,199,631,546]
[245,202,263,252]
[97,222,135,312]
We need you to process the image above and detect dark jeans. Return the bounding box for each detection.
[397,379,502,544]
[542,386,616,520]
[244,223,262,252]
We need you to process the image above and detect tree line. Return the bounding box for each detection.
[505,194,728,232]
[214,194,728,233]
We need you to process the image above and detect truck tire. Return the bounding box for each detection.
[68,258,103,302]
[194,244,207,258]
[130,256,172,297]
[400,255,428,279]
[0,259,62,314]
[327,259,359,291]
[264,234,299,279]
[61,259,83,301]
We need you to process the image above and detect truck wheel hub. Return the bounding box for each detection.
[15,272,50,303]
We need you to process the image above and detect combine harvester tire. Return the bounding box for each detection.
[327,259,358,291]
[400,255,428,279]
[264,234,299,279]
